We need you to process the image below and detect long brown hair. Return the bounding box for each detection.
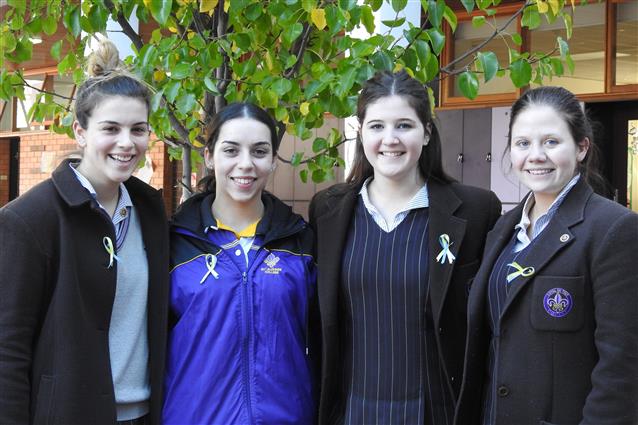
[347,70,454,187]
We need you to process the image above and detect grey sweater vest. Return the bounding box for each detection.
[109,206,150,420]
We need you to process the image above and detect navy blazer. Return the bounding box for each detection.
[0,160,170,424]
[309,178,501,424]
[455,178,638,425]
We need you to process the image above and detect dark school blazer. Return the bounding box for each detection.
[309,178,502,424]
[455,178,638,425]
[0,159,170,424]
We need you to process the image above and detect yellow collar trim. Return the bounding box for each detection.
[216,219,259,239]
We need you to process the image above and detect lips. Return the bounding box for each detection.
[109,154,135,163]
[231,176,257,187]
[525,168,554,175]
[380,151,404,157]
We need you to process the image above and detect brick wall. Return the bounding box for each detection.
[17,131,166,195]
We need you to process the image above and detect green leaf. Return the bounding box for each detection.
[550,57,564,76]
[0,32,17,54]
[88,3,109,33]
[150,0,173,26]
[302,0,316,13]
[563,13,573,39]
[361,5,375,33]
[299,168,308,183]
[10,39,33,62]
[472,15,486,28]
[391,0,408,13]
[350,41,376,58]
[151,89,164,112]
[335,67,357,97]
[476,0,491,10]
[50,40,63,61]
[312,137,328,153]
[204,76,221,95]
[557,36,569,58]
[271,78,293,96]
[175,93,196,115]
[282,22,304,45]
[522,7,541,29]
[381,17,406,28]
[443,5,457,32]
[565,54,575,75]
[339,0,357,10]
[63,5,81,37]
[171,63,192,80]
[460,0,474,14]
[457,71,479,100]
[371,51,393,71]
[426,28,445,55]
[415,39,431,67]
[511,33,522,46]
[366,0,383,11]
[477,51,498,83]
[245,3,263,20]
[509,59,532,88]
[427,0,445,28]
[41,15,58,35]
[164,81,181,103]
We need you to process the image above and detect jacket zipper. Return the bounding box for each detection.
[240,270,254,423]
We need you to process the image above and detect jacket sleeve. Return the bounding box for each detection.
[0,208,48,423]
[581,210,638,425]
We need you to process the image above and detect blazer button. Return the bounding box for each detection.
[497,385,510,397]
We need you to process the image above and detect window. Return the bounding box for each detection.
[529,2,605,94]
[615,1,638,86]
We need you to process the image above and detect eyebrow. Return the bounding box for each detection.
[97,120,149,126]
[220,140,271,147]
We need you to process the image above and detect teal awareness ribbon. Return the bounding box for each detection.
[436,234,456,264]
[200,253,220,284]
[506,261,535,283]
[102,236,120,269]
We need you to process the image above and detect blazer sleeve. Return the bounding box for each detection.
[582,209,638,424]
[0,208,49,423]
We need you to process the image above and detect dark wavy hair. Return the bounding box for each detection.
[346,70,454,187]
[198,102,279,192]
[506,86,607,194]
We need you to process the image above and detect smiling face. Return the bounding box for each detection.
[73,95,149,191]
[510,104,589,207]
[206,117,275,208]
[360,95,429,185]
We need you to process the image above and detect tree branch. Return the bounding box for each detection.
[104,0,144,50]
[441,1,531,74]
[284,22,313,79]
[277,137,354,165]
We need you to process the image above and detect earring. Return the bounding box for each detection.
[423,137,430,146]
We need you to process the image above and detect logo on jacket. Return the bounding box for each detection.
[543,288,573,318]
[262,253,282,275]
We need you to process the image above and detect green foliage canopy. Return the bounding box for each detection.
[0,0,579,190]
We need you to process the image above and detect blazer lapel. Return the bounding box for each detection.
[428,181,466,326]
[315,189,358,325]
[500,181,590,318]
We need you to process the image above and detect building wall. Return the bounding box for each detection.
[16,131,166,195]
[0,139,10,205]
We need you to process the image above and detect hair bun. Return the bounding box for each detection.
[87,39,121,77]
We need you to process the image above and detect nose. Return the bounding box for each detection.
[381,129,399,145]
[527,142,546,162]
[116,129,135,149]
[237,150,254,170]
